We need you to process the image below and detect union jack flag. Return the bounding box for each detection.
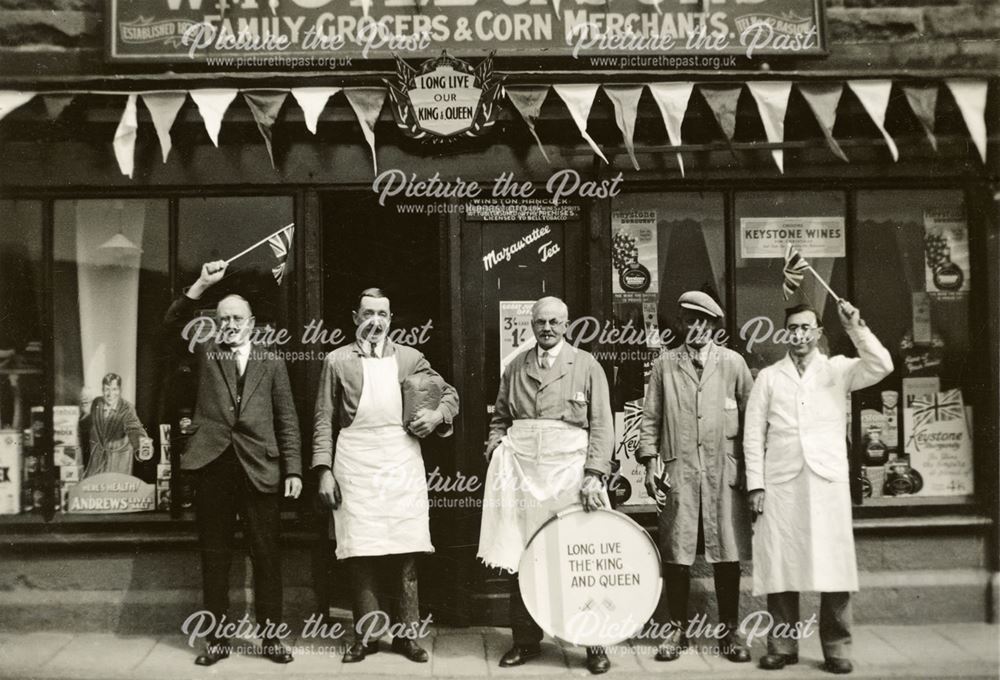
[911,388,964,427]
[267,224,294,285]
[782,243,810,300]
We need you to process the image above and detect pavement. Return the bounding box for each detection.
[0,620,998,680]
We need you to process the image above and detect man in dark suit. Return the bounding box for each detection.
[164,260,302,666]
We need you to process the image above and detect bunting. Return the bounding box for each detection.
[0,91,34,123]
[945,79,988,164]
[797,82,847,162]
[113,94,138,179]
[698,84,741,144]
[505,86,551,163]
[243,91,288,169]
[291,87,342,134]
[648,82,694,176]
[747,81,792,173]
[190,89,238,147]
[553,84,608,164]
[902,84,939,152]
[848,80,898,162]
[603,85,643,171]
[141,92,187,163]
[344,87,387,175]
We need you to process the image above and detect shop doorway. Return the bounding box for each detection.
[456,204,588,625]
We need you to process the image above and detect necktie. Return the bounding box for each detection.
[540,350,550,369]
[369,342,378,358]
[691,355,703,378]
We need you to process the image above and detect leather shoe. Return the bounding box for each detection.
[194,640,230,666]
[586,647,611,675]
[342,641,379,663]
[759,652,799,670]
[654,627,689,662]
[499,644,542,667]
[823,658,854,674]
[391,638,429,663]
[261,641,293,664]
[721,627,752,663]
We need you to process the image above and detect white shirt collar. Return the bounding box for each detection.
[362,337,387,358]
[537,339,564,366]
[229,341,251,357]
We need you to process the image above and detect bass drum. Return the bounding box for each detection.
[518,505,661,647]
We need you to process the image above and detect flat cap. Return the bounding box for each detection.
[678,291,724,318]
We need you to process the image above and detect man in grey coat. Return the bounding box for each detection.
[638,291,754,663]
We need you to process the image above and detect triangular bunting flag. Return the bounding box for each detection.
[43,94,74,120]
[291,87,341,134]
[243,90,288,170]
[648,82,694,176]
[945,79,988,164]
[0,91,35,123]
[902,84,939,152]
[344,87,387,176]
[698,84,741,143]
[190,89,238,147]
[113,94,139,179]
[141,92,186,163]
[847,80,898,162]
[797,82,848,162]
[553,84,608,164]
[747,81,792,173]
[603,85,643,171]
[505,86,551,163]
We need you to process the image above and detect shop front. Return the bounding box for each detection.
[0,0,998,632]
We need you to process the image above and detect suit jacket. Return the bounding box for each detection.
[164,295,302,493]
[488,343,613,477]
[310,340,459,470]
[743,325,893,491]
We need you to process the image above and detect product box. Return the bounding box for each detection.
[157,464,172,482]
[60,482,76,513]
[59,465,83,483]
[53,405,80,447]
[158,424,171,464]
[54,445,81,467]
[156,482,171,512]
[136,436,155,462]
[0,431,23,514]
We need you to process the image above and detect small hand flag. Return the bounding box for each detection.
[782,243,809,300]
[267,224,294,285]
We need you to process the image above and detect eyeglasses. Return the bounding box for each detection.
[532,318,566,328]
[787,324,820,333]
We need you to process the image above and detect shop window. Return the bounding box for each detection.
[734,191,849,374]
[0,201,44,516]
[853,190,974,505]
[52,199,169,514]
[608,192,726,509]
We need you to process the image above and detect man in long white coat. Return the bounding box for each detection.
[743,301,892,675]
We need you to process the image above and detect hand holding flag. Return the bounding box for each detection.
[222,223,294,285]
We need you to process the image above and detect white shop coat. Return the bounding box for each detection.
[743,325,893,593]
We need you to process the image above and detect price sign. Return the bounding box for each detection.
[499,301,536,377]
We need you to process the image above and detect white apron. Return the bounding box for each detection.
[477,419,610,574]
[332,355,433,560]
[752,465,858,595]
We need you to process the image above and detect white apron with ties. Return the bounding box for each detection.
[332,355,433,560]
[477,419,610,574]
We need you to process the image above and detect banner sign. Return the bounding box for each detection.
[385,52,504,140]
[740,216,845,259]
[107,0,826,63]
[66,472,156,513]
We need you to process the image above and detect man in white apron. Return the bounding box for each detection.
[743,302,892,675]
[477,297,614,675]
[312,288,459,665]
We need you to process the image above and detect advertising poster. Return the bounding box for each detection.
[499,300,536,377]
[903,389,974,496]
[612,399,652,507]
[924,210,970,296]
[612,210,660,350]
[740,216,845,259]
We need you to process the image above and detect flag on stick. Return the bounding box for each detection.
[267,224,294,285]
[223,223,295,285]
[782,243,842,303]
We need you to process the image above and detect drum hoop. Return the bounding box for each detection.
[518,504,663,646]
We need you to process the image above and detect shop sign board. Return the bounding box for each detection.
[740,216,845,259]
[107,0,827,63]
